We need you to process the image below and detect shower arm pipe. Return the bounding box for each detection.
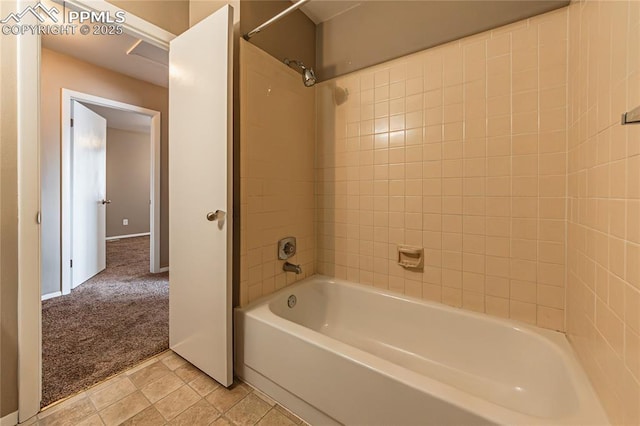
[243,0,311,40]
[285,58,304,69]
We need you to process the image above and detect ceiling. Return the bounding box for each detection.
[42,31,169,87]
[294,0,362,24]
[295,0,569,26]
[83,103,152,133]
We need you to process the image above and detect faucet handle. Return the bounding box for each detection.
[278,237,297,260]
[283,242,295,256]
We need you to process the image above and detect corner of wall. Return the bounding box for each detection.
[565,0,640,423]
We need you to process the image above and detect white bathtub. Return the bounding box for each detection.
[234,276,608,425]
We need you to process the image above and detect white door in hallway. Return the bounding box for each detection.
[169,5,234,386]
[71,101,108,289]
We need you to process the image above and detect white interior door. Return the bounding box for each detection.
[71,101,108,288]
[169,5,234,386]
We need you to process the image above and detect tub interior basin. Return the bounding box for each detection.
[268,280,579,419]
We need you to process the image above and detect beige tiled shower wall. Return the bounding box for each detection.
[239,40,316,306]
[316,9,569,331]
[566,0,640,423]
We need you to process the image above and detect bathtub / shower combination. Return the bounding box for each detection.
[235,275,608,425]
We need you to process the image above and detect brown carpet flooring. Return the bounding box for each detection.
[42,236,169,407]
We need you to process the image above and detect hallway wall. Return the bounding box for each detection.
[106,128,151,238]
[41,49,169,297]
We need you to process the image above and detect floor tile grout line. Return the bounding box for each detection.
[96,389,153,426]
[155,384,199,423]
[216,387,254,415]
[90,377,139,413]
[255,405,279,425]
[239,384,306,425]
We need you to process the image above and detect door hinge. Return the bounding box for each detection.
[70,118,74,127]
[70,259,73,268]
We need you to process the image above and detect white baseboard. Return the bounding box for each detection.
[158,266,169,273]
[1,411,18,426]
[41,291,62,301]
[106,232,150,241]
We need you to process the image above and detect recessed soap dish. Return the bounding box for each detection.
[397,245,424,270]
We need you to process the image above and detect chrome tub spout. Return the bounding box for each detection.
[283,262,302,274]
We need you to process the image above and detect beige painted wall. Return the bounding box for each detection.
[107,0,190,34]
[190,0,240,26]
[317,8,569,331]
[106,128,151,238]
[316,1,568,81]
[566,0,640,423]
[41,48,169,296]
[0,0,19,415]
[240,0,315,71]
[239,40,316,306]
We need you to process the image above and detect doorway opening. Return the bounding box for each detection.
[60,90,162,294]
[17,1,235,420]
[40,89,166,407]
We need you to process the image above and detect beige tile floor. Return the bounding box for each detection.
[23,351,308,426]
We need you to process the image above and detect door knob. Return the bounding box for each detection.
[101,199,112,205]
[207,210,225,221]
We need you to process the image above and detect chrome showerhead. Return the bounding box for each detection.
[302,67,316,87]
[284,58,317,87]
